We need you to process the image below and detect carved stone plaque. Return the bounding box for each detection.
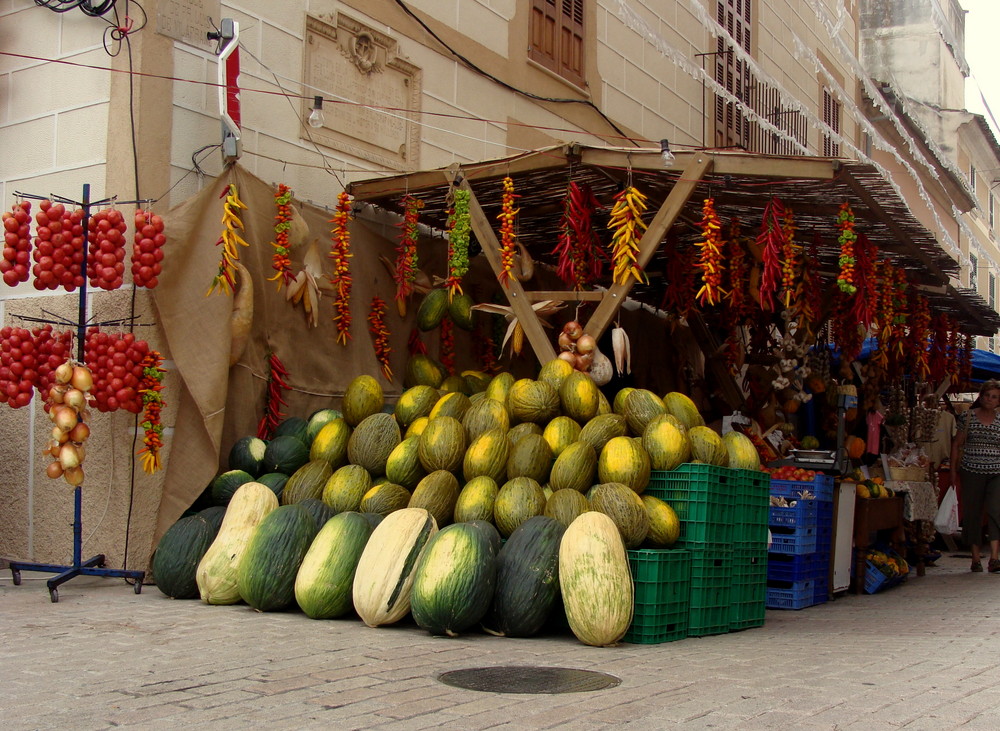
[156,0,221,51]
[304,14,421,171]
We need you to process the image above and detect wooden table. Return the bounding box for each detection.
[851,496,905,594]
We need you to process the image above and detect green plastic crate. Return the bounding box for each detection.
[624,548,691,644]
[646,464,735,547]
[729,547,767,630]
[688,550,732,637]
[732,468,771,549]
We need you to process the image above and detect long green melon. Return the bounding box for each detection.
[642,415,691,471]
[347,412,401,476]
[416,287,450,331]
[559,371,601,423]
[408,470,460,528]
[294,511,373,619]
[689,425,729,466]
[210,469,254,507]
[418,415,467,473]
[152,514,219,599]
[493,476,546,537]
[506,379,560,425]
[485,372,515,403]
[237,504,319,611]
[462,398,510,442]
[578,413,627,453]
[466,519,503,556]
[723,430,761,470]
[280,460,334,505]
[429,391,472,421]
[403,354,446,388]
[598,436,651,493]
[342,375,384,426]
[542,416,581,457]
[352,507,438,627]
[384,436,427,489]
[506,433,553,484]
[641,494,680,547]
[559,511,633,647]
[589,482,650,548]
[663,391,705,430]
[360,482,411,517]
[463,428,509,484]
[394,385,438,427]
[228,436,267,477]
[196,505,227,533]
[463,370,491,394]
[548,441,597,493]
[196,482,279,605]
[543,489,589,528]
[484,515,565,637]
[410,523,496,636]
[623,389,667,437]
[453,475,499,523]
[309,418,352,469]
[297,497,335,528]
[322,464,373,513]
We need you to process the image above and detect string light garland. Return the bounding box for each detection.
[136,350,165,474]
[695,197,725,306]
[207,184,248,296]
[608,185,648,286]
[497,176,518,287]
[368,295,393,382]
[268,183,295,289]
[329,191,353,344]
[394,194,422,316]
[445,188,471,300]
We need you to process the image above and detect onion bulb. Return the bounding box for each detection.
[558,332,574,351]
[53,362,73,384]
[59,443,80,469]
[575,334,597,354]
[70,365,93,392]
[53,405,78,433]
[52,426,69,444]
[558,350,578,366]
[48,384,68,404]
[47,440,61,458]
[577,352,594,371]
[74,443,86,464]
[69,421,90,443]
[46,461,64,479]
[562,320,583,340]
[63,466,85,487]
[63,388,86,411]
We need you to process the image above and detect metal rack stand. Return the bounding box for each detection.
[7,184,146,602]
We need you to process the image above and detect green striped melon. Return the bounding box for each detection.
[506,379,560,425]
[228,436,267,477]
[261,435,310,475]
[537,358,575,392]
[542,416,581,456]
[342,375,384,427]
[663,391,705,430]
[589,482,650,548]
[274,417,310,445]
[467,519,503,556]
[543,489,590,528]
[598,436,651,493]
[305,408,342,444]
[297,497,334,529]
[507,421,543,448]
[578,413,627,453]
[559,371,601,423]
[360,482,411,516]
[352,507,438,626]
[641,494,680,547]
[394,386,438,427]
[485,372,515,403]
[559,511,633,646]
[417,287,450,331]
[723,430,761,470]
[385,437,427,489]
[409,470,460,527]
[196,482,279,605]
[405,416,429,439]
[429,391,472,421]
[210,469,254,507]
[197,505,227,533]
[256,472,289,501]
[418,416,467,473]
[281,460,334,505]
[462,398,510,442]
[453,476,499,523]
[623,389,666,436]
[642,416,691,471]
[463,428,509,484]
[549,441,597,493]
[237,504,319,611]
[612,387,634,415]
[347,412,401,476]
[506,433,554,484]
[309,418,352,469]
[494,476,546,537]
[404,354,446,388]
[462,370,491,394]
[597,389,612,416]
[410,523,496,636]
[152,514,219,599]
[294,511,373,619]
[689,425,729,466]
[322,464,373,513]
[361,512,385,530]
[440,375,469,394]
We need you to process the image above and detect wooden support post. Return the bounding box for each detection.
[583,153,713,340]
[451,168,558,364]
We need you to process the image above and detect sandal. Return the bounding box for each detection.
[989,559,1000,574]
[972,560,984,572]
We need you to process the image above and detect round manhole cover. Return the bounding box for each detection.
[437,666,621,694]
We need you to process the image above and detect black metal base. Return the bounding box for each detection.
[9,556,145,603]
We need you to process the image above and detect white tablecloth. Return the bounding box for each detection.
[887,481,938,522]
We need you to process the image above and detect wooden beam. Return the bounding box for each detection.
[583,153,714,340]
[578,148,836,181]
[525,290,605,302]
[453,168,558,364]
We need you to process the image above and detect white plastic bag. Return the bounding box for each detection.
[934,486,959,535]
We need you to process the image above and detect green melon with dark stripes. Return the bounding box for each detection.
[294,511,373,619]
[237,504,320,611]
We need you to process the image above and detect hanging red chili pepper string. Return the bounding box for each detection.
[407,327,428,356]
[724,218,751,318]
[257,353,290,440]
[779,206,800,310]
[329,191,353,345]
[907,289,932,380]
[836,201,858,295]
[394,195,422,316]
[472,317,499,374]
[268,184,295,289]
[849,233,877,329]
[661,244,697,321]
[445,188,471,300]
[208,184,249,296]
[959,333,974,389]
[695,197,726,307]
[756,197,784,311]
[498,177,518,287]
[798,235,823,337]
[136,350,166,474]
[439,316,456,375]
[368,296,393,382]
[608,185,648,286]
[553,181,604,289]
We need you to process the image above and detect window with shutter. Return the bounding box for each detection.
[529,0,585,87]
[823,89,841,157]
[714,0,753,150]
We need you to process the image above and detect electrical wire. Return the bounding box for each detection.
[34,0,117,15]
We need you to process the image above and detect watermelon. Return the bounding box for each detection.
[385,437,427,489]
[578,413,627,453]
[361,511,385,530]
[410,523,496,636]
[394,386,438,427]
[360,482,411,517]
[309,418,352,469]
[542,416,581,457]
[256,472,289,500]
[322,464,373,513]
[342,375,384,426]
[228,436,267,477]
[559,371,601,423]
[305,408,342,444]
[506,379,560,424]
[280,460,334,505]
[416,287,450,331]
[723,430,761,470]
[548,441,597,493]
[294,511,373,619]
[494,476,546,537]
[210,469,254,507]
[462,370,491,394]
[261,435,310,475]
[689,425,729,466]
[152,515,218,599]
[641,494,680,547]
[642,415,691,471]
[273,416,310,445]
[484,515,565,637]
[506,433,554,484]
[463,428,509,484]
[598,436,651,493]
[237,504,320,611]
[663,391,705,430]
[453,476,499,523]
[418,415,467,473]
[347,412,401,476]
[589,482,650,548]
[408,470,460,528]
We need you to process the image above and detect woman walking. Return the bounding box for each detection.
[951,380,1000,572]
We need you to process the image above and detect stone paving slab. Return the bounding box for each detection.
[3,554,1000,729]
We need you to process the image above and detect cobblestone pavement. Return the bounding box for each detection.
[2,553,999,730]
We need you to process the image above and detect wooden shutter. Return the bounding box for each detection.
[823,89,841,157]
[530,0,585,87]
[715,0,752,149]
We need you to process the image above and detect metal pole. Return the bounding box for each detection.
[77,183,90,362]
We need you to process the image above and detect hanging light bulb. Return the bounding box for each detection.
[308,96,325,129]
[659,139,675,166]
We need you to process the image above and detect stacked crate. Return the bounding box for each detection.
[729,468,770,630]
[646,464,736,637]
[624,548,691,643]
[766,474,835,609]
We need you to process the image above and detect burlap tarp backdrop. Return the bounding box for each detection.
[148,164,703,567]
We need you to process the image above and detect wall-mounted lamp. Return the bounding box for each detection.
[660,139,675,166]
[308,96,325,129]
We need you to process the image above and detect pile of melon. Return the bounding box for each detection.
[152,361,760,646]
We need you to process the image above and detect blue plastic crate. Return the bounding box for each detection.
[769,500,819,528]
[770,473,834,502]
[864,560,907,594]
[767,552,827,582]
[768,525,818,554]
[766,579,816,609]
